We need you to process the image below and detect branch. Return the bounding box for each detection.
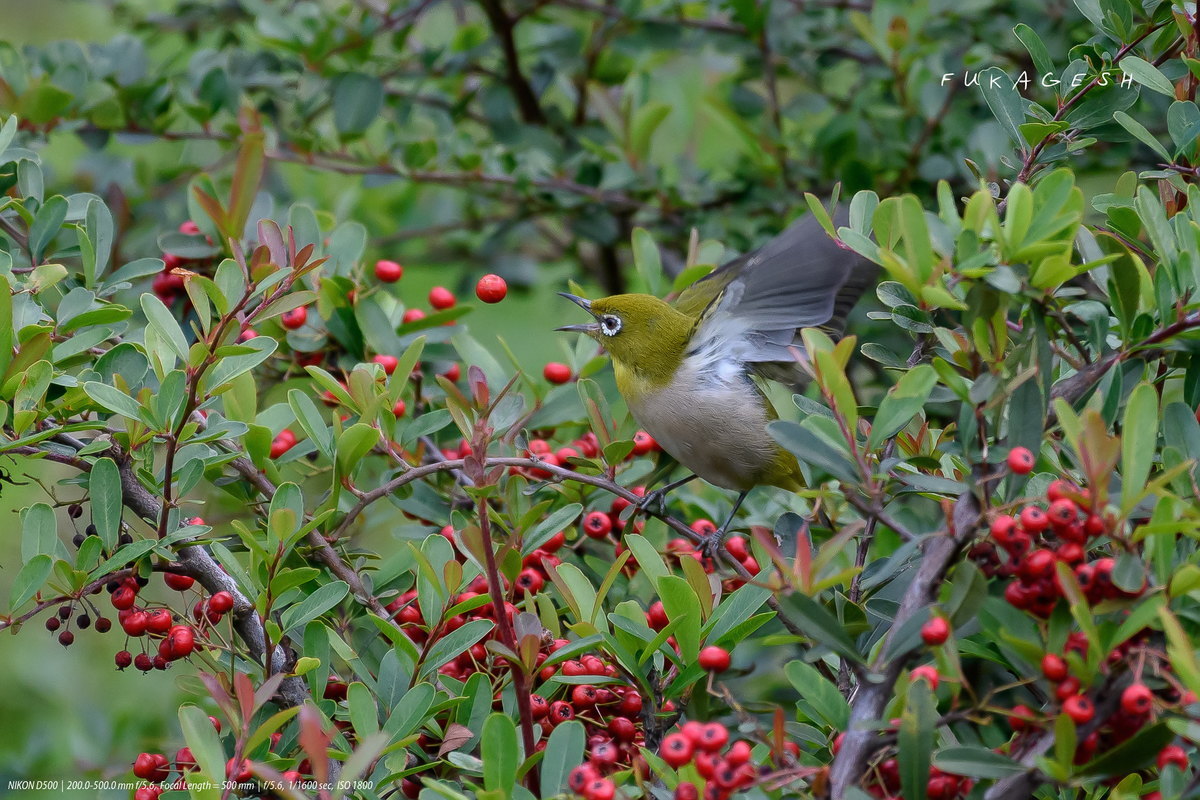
[549,0,747,34]
[476,0,548,125]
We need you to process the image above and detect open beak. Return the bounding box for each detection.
[555,292,601,334]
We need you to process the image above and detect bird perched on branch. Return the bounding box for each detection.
[556,209,877,555]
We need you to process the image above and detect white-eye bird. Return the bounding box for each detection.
[556,209,877,554]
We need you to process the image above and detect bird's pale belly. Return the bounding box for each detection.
[626,379,778,492]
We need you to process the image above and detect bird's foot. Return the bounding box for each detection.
[698,530,727,561]
[634,487,670,516]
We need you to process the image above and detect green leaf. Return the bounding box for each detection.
[89,457,122,553]
[347,681,379,737]
[279,580,350,635]
[179,703,226,783]
[703,581,772,645]
[623,533,670,588]
[10,554,52,609]
[524,503,582,553]
[1121,382,1158,511]
[1119,56,1176,97]
[332,72,384,136]
[629,101,671,160]
[29,194,67,262]
[383,682,435,738]
[1012,23,1054,75]
[420,619,495,677]
[867,364,937,450]
[83,381,144,420]
[785,593,863,663]
[288,388,335,460]
[540,720,585,796]
[932,746,1024,778]
[1078,722,1174,776]
[1112,111,1171,161]
[631,227,663,297]
[899,678,936,800]
[785,660,849,729]
[656,575,703,661]
[204,336,277,393]
[978,66,1026,143]
[481,713,519,794]
[140,294,190,364]
[337,423,380,475]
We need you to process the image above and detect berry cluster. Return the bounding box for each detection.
[972,457,1137,618]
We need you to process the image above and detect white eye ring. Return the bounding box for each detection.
[600,315,621,336]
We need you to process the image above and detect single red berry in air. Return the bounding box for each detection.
[281,306,308,330]
[429,286,456,310]
[698,646,732,672]
[1041,653,1068,682]
[1007,446,1034,474]
[1063,694,1094,724]
[134,652,153,671]
[58,630,74,646]
[661,732,695,767]
[1121,683,1153,715]
[582,511,613,539]
[374,259,403,282]
[475,274,507,303]
[115,650,132,669]
[921,617,950,646]
[543,362,572,384]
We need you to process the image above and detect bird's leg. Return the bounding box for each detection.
[635,473,698,516]
[699,490,750,560]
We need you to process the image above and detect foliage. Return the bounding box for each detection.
[2,1,1200,800]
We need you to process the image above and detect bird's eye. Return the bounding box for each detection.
[600,315,622,336]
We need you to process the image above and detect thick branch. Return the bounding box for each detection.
[477,0,548,125]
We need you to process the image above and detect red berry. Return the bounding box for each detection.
[647,601,669,631]
[133,752,170,781]
[549,700,575,724]
[727,739,752,765]
[373,354,398,374]
[164,572,194,591]
[582,510,613,539]
[1007,446,1035,474]
[585,778,615,800]
[121,610,149,637]
[111,586,137,610]
[270,432,296,459]
[1121,683,1153,715]
[1046,479,1077,503]
[392,399,407,417]
[1020,505,1049,533]
[921,617,950,646]
[1047,498,1078,527]
[402,308,425,323]
[696,722,729,752]
[145,608,173,634]
[208,591,234,614]
[1158,744,1189,770]
[429,286,456,310]
[910,665,940,689]
[568,764,598,793]
[134,653,153,671]
[281,306,308,330]
[661,732,695,767]
[990,515,1018,545]
[58,630,74,646]
[134,787,163,800]
[1009,704,1035,731]
[631,431,657,456]
[675,782,699,800]
[475,274,508,303]
[375,259,403,282]
[543,362,572,384]
[698,645,731,672]
[175,746,196,771]
[1063,694,1094,724]
[1041,653,1068,682]
[165,625,196,659]
[571,684,599,707]
[589,740,619,766]
[179,220,200,235]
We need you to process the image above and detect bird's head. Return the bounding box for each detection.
[556,292,693,385]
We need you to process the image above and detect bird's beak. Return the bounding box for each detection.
[555,292,601,334]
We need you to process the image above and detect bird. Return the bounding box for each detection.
[556,208,878,555]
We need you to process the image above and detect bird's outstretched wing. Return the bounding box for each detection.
[675,207,878,388]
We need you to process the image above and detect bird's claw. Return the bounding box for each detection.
[635,487,670,516]
[698,531,726,561]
